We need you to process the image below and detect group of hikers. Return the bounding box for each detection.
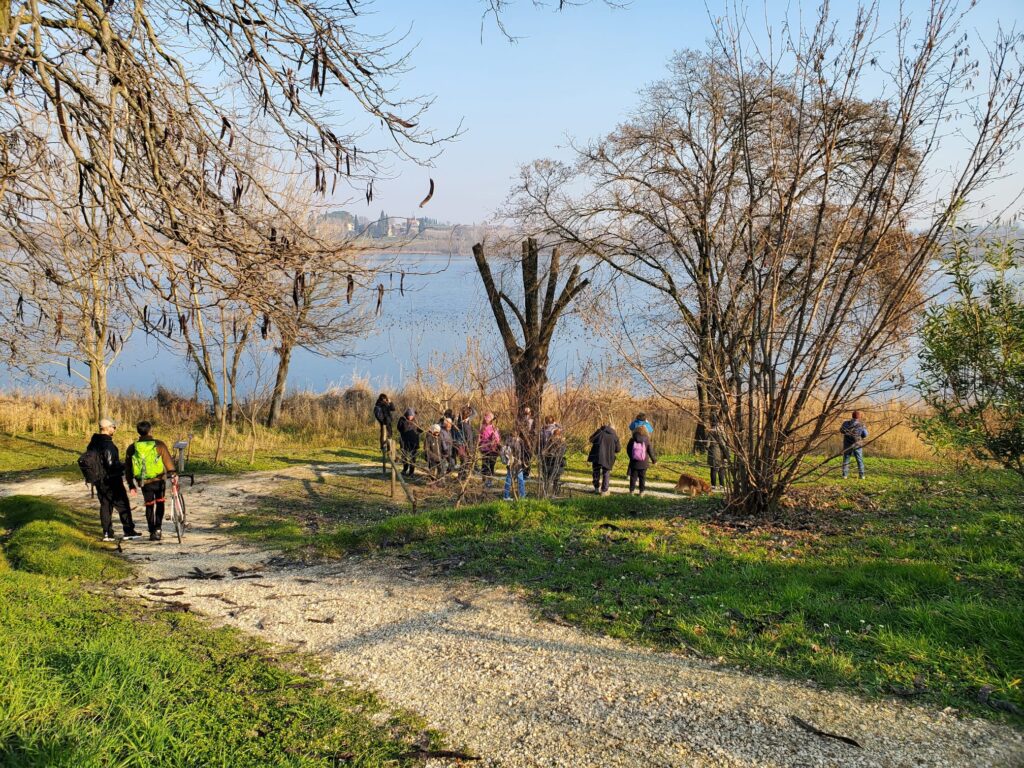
[372,393,738,500]
[374,393,870,499]
[80,403,868,539]
[80,419,177,541]
[373,394,568,499]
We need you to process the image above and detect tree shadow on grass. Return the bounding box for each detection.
[0,495,86,530]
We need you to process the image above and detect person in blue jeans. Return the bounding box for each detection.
[840,410,868,479]
[502,433,527,500]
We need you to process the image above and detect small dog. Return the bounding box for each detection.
[674,473,712,497]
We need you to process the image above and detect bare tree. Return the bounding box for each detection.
[1,182,133,421]
[261,235,375,427]
[1,0,448,244]
[513,1,1024,515]
[472,237,590,426]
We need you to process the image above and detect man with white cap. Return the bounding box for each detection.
[84,418,141,542]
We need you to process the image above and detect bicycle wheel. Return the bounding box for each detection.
[172,490,186,544]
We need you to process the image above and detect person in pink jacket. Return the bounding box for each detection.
[478,411,502,488]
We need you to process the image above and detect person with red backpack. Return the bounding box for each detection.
[125,421,176,541]
[626,426,657,497]
[81,418,142,542]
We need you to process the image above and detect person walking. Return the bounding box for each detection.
[373,393,396,472]
[397,408,422,477]
[626,426,657,496]
[707,419,730,492]
[840,410,868,479]
[516,406,536,478]
[629,412,654,436]
[478,412,501,488]
[502,431,527,501]
[453,405,476,478]
[540,424,567,496]
[125,420,176,541]
[424,423,443,479]
[588,423,621,496]
[83,419,142,542]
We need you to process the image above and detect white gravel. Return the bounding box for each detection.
[4,466,1022,767]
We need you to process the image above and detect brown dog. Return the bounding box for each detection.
[674,473,712,497]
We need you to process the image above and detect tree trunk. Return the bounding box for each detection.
[265,342,293,428]
[88,362,101,423]
[692,381,707,454]
[227,322,250,425]
[95,365,107,424]
[214,326,230,464]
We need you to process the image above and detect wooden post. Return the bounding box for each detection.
[385,440,418,511]
[389,439,397,499]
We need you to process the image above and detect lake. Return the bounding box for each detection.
[88,254,615,397]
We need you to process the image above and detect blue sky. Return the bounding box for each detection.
[332,0,1024,224]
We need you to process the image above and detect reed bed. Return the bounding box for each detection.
[0,384,935,461]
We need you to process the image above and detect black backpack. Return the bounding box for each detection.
[78,449,106,485]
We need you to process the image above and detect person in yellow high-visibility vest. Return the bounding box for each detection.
[125,420,176,541]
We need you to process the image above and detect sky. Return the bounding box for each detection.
[5,0,1023,396]
[326,0,1024,225]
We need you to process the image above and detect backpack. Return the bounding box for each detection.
[630,440,647,462]
[78,449,106,485]
[131,441,164,482]
[373,404,385,424]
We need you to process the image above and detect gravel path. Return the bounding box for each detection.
[4,466,1022,767]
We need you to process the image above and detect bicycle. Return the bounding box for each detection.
[167,472,193,543]
[169,439,194,544]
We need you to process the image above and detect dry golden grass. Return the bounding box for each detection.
[0,385,934,460]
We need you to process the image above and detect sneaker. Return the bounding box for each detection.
[149,530,162,542]
[123,533,142,541]
[639,491,646,498]
[102,535,115,542]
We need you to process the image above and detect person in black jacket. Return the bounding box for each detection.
[86,418,141,542]
[374,393,397,474]
[707,420,730,492]
[626,427,657,496]
[588,424,621,496]
[397,408,422,477]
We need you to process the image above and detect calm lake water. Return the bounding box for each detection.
[93,254,615,397]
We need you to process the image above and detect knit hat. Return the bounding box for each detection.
[404,408,415,418]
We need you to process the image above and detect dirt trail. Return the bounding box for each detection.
[4,466,1022,767]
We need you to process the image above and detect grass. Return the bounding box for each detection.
[0,431,380,482]
[0,496,131,580]
[229,456,1024,724]
[0,495,443,767]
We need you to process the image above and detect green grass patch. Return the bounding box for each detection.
[0,432,380,481]
[0,496,130,580]
[234,464,1024,723]
[0,434,83,481]
[0,496,443,767]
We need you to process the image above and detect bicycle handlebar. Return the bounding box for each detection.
[173,473,195,487]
